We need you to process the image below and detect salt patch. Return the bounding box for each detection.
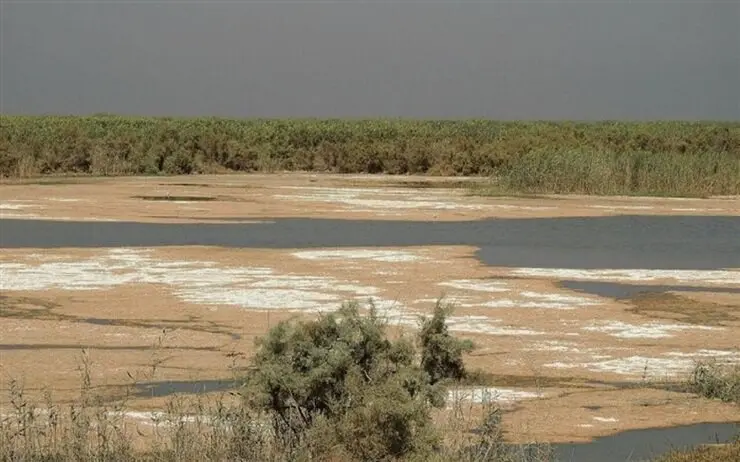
[522,340,581,353]
[480,292,599,310]
[438,279,510,293]
[274,187,485,211]
[589,205,655,211]
[292,249,424,262]
[545,357,693,378]
[178,288,342,310]
[512,268,740,286]
[379,308,542,336]
[447,387,544,405]
[664,349,740,359]
[0,212,39,218]
[546,352,740,378]
[445,316,544,336]
[522,341,623,362]
[583,321,719,339]
[489,204,556,211]
[413,296,476,305]
[44,197,84,202]
[0,203,40,218]
[0,249,392,312]
[0,203,39,210]
[592,417,618,423]
[275,186,557,212]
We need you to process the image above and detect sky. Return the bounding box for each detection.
[1,0,738,120]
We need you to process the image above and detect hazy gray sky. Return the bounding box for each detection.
[1,0,738,120]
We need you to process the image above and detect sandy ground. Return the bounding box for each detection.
[1,174,739,444]
[1,245,738,443]
[1,173,738,223]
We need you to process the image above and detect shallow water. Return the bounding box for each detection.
[559,280,740,299]
[2,215,739,270]
[135,379,238,398]
[553,421,739,462]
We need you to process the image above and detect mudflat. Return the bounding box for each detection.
[1,173,738,444]
[1,173,738,223]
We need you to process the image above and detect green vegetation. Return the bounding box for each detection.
[2,116,739,196]
[0,301,553,461]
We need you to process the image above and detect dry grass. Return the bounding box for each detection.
[654,439,740,462]
[687,362,740,405]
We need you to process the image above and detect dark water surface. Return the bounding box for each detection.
[559,281,740,299]
[553,422,739,462]
[2,215,739,269]
[135,379,238,398]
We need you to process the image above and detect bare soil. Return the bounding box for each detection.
[1,173,738,223]
[1,173,738,443]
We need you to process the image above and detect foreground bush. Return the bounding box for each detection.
[243,301,479,460]
[1,116,739,196]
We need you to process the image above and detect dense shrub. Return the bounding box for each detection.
[2,115,739,195]
[243,301,473,460]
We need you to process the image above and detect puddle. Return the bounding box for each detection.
[552,421,740,462]
[135,379,239,398]
[559,280,740,299]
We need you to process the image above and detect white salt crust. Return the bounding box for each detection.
[583,320,720,339]
[438,279,601,310]
[0,248,389,312]
[512,268,740,286]
[545,351,740,378]
[274,186,555,212]
[0,249,534,337]
[292,249,425,263]
[447,387,545,405]
[438,279,510,293]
